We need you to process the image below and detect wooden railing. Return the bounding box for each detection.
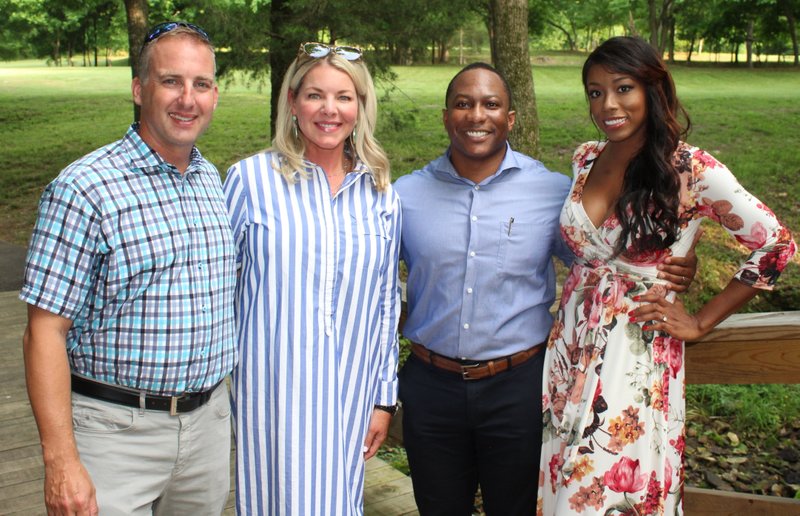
[683,311,800,515]
[391,310,800,515]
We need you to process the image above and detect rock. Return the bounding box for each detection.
[705,471,735,492]
[725,456,748,465]
[777,447,799,463]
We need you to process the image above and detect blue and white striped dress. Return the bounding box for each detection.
[224,151,401,516]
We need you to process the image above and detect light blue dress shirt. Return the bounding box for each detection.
[394,143,573,360]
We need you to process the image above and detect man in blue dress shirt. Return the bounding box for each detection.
[394,62,694,515]
[20,23,235,515]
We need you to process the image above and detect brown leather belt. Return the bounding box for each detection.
[410,342,543,381]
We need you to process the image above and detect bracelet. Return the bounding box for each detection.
[374,404,398,416]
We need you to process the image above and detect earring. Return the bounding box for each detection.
[292,115,298,140]
[351,125,357,142]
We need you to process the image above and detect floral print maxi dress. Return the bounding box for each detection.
[537,141,796,516]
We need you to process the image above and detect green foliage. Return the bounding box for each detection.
[376,444,410,475]
[687,384,800,433]
[0,59,798,313]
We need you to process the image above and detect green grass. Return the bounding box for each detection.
[2,57,798,479]
[1,59,798,311]
[687,384,800,434]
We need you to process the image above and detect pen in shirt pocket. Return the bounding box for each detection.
[507,217,515,236]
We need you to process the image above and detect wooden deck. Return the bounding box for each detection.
[0,291,417,515]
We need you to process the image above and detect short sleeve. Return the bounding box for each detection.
[20,180,104,319]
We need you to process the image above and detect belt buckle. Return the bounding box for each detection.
[461,363,481,381]
[169,395,185,416]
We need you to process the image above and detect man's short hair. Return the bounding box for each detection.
[138,24,216,82]
[444,62,513,110]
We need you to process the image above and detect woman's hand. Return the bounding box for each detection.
[628,293,706,341]
[363,408,392,460]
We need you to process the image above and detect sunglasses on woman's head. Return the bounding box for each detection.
[299,42,363,61]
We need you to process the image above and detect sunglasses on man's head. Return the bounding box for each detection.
[143,21,211,47]
[299,42,363,61]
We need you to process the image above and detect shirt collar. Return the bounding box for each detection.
[302,156,375,185]
[436,142,521,185]
[123,123,207,175]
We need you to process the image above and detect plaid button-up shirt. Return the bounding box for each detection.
[20,124,237,395]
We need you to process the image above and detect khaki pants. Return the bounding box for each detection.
[72,384,231,515]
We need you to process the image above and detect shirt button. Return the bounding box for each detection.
[467,288,473,294]
[474,185,480,190]
[463,323,470,330]
[471,216,478,222]
[201,305,208,312]
[469,251,476,257]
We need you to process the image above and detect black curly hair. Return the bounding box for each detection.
[582,36,691,257]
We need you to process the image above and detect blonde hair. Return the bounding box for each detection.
[272,52,390,191]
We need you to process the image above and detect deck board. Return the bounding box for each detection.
[0,291,417,515]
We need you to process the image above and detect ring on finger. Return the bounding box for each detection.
[662,315,668,323]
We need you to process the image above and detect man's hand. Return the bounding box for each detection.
[23,305,98,515]
[362,408,393,460]
[657,229,703,293]
[43,454,98,516]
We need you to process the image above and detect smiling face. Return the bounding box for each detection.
[585,64,648,150]
[290,61,358,163]
[132,35,218,171]
[443,68,515,180]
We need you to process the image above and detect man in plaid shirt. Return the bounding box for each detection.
[20,22,236,516]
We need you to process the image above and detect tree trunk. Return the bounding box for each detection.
[746,19,754,68]
[486,4,497,64]
[489,0,539,158]
[786,10,799,66]
[93,18,99,67]
[269,0,314,138]
[648,0,659,49]
[546,20,576,51]
[52,32,61,66]
[667,16,675,63]
[124,0,148,122]
[628,10,638,37]
[648,0,674,54]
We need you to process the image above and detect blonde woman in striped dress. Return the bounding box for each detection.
[223,43,402,515]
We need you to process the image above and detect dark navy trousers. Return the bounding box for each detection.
[399,351,544,516]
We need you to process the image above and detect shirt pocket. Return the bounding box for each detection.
[350,212,392,273]
[496,219,538,277]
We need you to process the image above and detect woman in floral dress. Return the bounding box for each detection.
[538,36,796,515]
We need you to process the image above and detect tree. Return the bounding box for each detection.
[675,0,712,62]
[489,0,539,157]
[778,0,800,64]
[530,0,631,51]
[647,0,676,54]
[124,0,147,122]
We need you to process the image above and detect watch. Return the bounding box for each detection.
[374,404,398,416]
